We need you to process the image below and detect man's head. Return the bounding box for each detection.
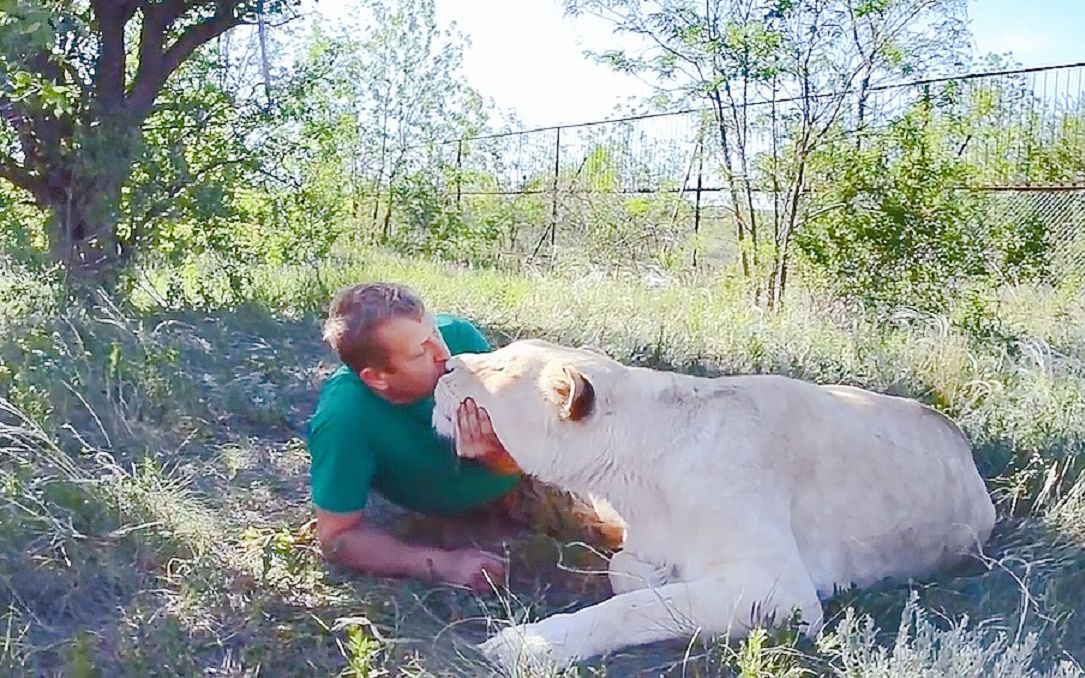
[323,282,451,404]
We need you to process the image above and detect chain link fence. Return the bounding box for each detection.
[983,188,1085,284]
[390,62,1085,286]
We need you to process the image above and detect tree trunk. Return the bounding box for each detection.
[381,197,394,242]
[37,114,141,279]
[709,92,751,279]
[768,151,808,311]
[45,175,124,279]
[381,169,396,242]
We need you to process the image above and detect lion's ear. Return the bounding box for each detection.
[541,363,595,421]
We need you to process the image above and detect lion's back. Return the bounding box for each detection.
[661,374,996,591]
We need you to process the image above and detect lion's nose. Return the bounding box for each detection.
[443,357,464,375]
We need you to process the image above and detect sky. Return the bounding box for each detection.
[428,0,1085,128]
[311,0,1085,129]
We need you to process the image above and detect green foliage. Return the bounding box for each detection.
[0,0,304,275]
[169,0,493,275]
[241,523,324,590]
[795,67,1084,314]
[797,96,989,312]
[988,206,1053,285]
[0,184,46,263]
[122,53,264,265]
[337,621,386,678]
[565,0,973,305]
[387,170,499,263]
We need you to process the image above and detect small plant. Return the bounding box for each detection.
[240,524,324,590]
[63,630,101,678]
[333,617,387,678]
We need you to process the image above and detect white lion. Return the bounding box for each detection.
[431,339,996,673]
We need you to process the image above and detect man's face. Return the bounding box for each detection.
[363,313,451,404]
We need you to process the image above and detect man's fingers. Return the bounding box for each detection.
[456,400,471,440]
[455,400,505,464]
[464,398,482,440]
[476,405,496,439]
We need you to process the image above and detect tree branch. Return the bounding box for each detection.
[0,95,44,166]
[133,155,249,227]
[128,3,245,119]
[0,152,49,203]
[138,0,188,74]
[91,0,140,113]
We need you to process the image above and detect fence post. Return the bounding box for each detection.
[455,138,464,217]
[550,126,561,250]
[693,149,703,269]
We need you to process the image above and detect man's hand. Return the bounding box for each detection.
[436,547,508,593]
[316,509,508,593]
[454,397,502,459]
[455,398,521,474]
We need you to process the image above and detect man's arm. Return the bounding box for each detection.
[315,508,506,592]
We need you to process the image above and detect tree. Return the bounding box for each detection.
[347,0,486,241]
[796,92,987,311]
[564,0,970,307]
[240,0,486,261]
[0,0,300,278]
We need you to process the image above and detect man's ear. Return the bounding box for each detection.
[542,363,595,421]
[358,366,389,393]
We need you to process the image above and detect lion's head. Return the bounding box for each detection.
[432,339,623,481]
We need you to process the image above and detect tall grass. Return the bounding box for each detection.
[2,248,1084,675]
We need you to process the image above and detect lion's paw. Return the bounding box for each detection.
[608,550,672,594]
[478,624,563,675]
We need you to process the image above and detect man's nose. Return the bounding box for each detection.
[435,342,451,363]
[442,355,460,374]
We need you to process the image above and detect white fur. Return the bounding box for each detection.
[432,339,996,672]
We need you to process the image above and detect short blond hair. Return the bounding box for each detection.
[322,282,425,371]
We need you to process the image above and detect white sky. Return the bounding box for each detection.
[310,0,1085,129]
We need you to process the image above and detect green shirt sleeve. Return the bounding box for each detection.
[453,318,494,354]
[307,407,376,513]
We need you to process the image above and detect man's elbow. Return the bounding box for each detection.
[314,509,363,563]
[317,531,342,563]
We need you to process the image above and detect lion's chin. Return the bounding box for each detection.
[432,409,456,440]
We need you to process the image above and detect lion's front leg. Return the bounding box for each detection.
[480,559,822,673]
[608,549,672,594]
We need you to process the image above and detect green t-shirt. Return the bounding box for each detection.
[306,314,521,515]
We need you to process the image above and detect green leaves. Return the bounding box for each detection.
[854,0,893,17]
[797,93,1005,312]
[0,0,304,276]
[7,72,76,117]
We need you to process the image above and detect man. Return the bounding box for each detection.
[306,282,623,593]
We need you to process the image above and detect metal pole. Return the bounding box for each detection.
[550,126,561,249]
[455,138,464,216]
[693,150,703,269]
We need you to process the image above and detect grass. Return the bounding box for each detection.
[2,247,1084,676]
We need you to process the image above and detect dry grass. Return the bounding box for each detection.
[1,249,1084,675]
